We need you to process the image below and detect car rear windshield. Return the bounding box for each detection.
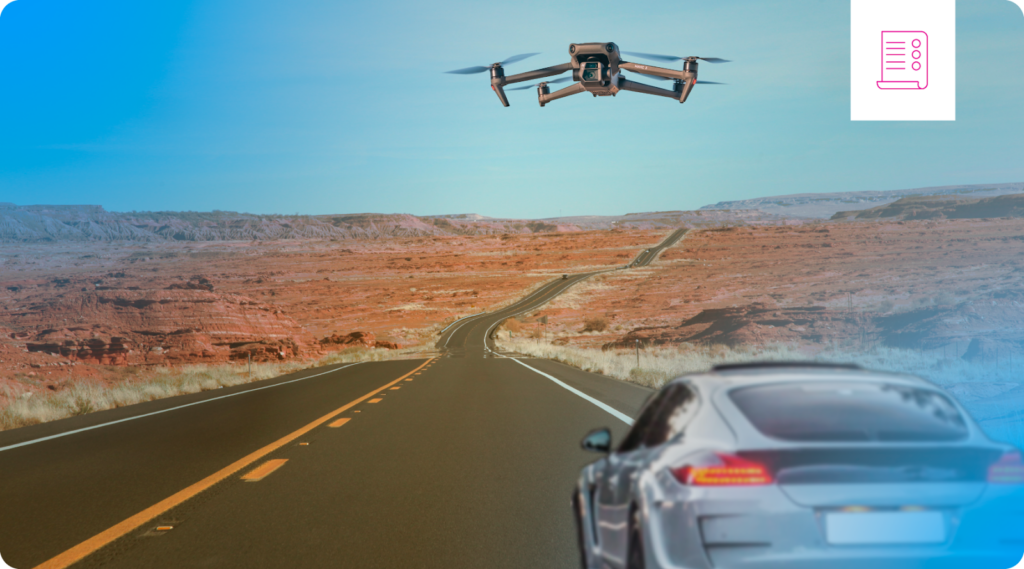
[729,381,968,442]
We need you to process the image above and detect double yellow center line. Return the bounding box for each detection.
[34,358,434,569]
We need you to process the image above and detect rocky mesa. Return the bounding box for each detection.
[13,288,312,365]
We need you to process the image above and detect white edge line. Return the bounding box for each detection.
[510,358,633,426]
[438,311,485,335]
[443,313,489,348]
[0,362,363,453]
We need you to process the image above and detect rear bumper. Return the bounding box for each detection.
[643,482,1024,569]
[702,547,1020,569]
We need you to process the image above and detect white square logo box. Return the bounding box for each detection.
[851,0,956,121]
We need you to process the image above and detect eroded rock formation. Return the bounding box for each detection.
[13,289,312,364]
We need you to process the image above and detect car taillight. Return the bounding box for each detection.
[988,450,1024,484]
[671,453,773,486]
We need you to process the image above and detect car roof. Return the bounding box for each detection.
[675,362,935,392]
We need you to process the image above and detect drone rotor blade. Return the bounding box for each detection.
[500,52,540,66]
[445,65,491,75]
[507,84,536,91]
[696,80,726,84]
[697,57,731,64]
[445,52,539,75]
[621,51,682,62]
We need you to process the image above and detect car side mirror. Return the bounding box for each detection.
[581,428,612,454]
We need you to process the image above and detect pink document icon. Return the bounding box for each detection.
[877,31,928,89]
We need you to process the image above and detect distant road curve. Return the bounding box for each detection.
[436,227,689,356]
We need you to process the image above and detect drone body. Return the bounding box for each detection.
[447,43,728,107]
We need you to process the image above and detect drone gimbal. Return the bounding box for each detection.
[446,43,728,108]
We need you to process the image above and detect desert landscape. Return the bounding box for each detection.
[3,189,1024,439]
[512,211,1024,358]
[0,228,669,395]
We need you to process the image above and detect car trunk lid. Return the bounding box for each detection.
[739,447,1000,507]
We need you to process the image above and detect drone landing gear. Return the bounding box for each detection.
[676,79,695,103]
[491,84,509,107]
[490,66,510,107]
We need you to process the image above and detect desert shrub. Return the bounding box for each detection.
[503,318,522,333]
[582,317,609,333]
[530,328,544,339]
[629,367,670,387]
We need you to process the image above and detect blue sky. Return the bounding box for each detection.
[1,0,1022,218]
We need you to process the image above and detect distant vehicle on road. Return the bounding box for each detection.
[563,274,569,280]
[574,363,1024,569]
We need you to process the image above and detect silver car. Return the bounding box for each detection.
[574,363,1024,569]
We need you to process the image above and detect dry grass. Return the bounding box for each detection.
[0,342,434,432]
[503,318,522,333]
[497,336,1024,389]
[496,337,808,387]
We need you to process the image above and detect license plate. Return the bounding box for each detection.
[825,511,946,545]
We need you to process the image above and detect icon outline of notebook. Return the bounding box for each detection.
[877,31,928,90]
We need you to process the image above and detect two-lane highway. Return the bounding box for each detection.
[629,227,687,268]
[0,229,685,569]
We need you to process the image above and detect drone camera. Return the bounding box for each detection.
[580,62,605,83]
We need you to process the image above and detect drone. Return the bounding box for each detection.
[446,42,729,107]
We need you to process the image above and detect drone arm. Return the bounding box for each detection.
[504,63,574,85]
[538,82,585,107]
[617,78,682,100]
[619,62,688,81]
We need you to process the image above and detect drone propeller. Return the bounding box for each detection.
[622,51,731,64]
[506,77,573,91]
[445,53,540,75]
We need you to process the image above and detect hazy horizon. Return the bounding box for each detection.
[5,179,1022,219]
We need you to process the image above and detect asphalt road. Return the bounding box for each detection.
[0,229,685,569]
